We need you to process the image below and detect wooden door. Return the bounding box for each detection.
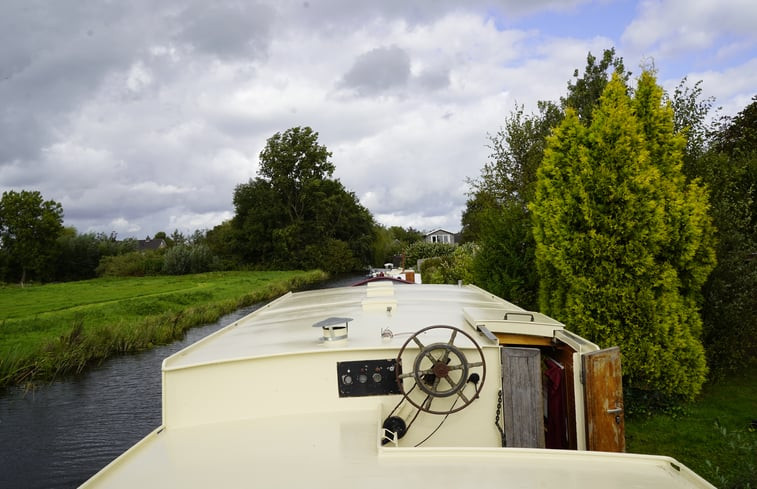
[501,347,544,448]
[583,347,625,452]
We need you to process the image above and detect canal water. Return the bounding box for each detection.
[0,275,361,488]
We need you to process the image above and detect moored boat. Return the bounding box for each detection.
[81,282,714,488]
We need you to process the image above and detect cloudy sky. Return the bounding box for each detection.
[1,0,755,238]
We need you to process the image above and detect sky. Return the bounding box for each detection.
[1,0,755,238]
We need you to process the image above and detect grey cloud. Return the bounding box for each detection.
[0,1,166,164]
[175,2,275,59]
[282,0,590,30]
[341,46,411,95]
[416,66,451,91]
[339,47,452,98]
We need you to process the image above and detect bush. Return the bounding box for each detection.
[403,241,455,269]
[419,257,445,283]
[419,243,477,285]
[162,245,192,275]
[301,239,357,274]
[96,251,164,277]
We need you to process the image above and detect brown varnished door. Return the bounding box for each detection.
[583,347,625,452]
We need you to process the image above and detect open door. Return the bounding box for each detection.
[582,347,625,452]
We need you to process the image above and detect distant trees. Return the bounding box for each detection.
[230,126,374,273]
[55,230,135,281]
[0,190,64,285]
[3,128,382,282]
[95,249,165,277]
[94,231,219,277]
[370,224,423,266]
[531,71,715,399]
[2,127,380,281]
[0,197,221,281]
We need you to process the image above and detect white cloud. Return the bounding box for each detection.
[622,0,757,58]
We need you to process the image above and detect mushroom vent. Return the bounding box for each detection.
[313,317,353,342]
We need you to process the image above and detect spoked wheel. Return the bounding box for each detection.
[396,325,486,415]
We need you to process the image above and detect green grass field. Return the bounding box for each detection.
[0,270,327,386]
[627,363,757,488]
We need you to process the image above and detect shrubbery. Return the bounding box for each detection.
[96,251,164,277]
[403,241,455,269]
[418,243,477,285]
[95,244,222,277]
[162,244,219,275]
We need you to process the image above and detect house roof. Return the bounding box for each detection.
[137,238,166,251]
[424,228,455,236]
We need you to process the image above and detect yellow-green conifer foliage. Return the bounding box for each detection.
[531,71,715,399]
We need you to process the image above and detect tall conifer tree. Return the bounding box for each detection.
[531,71,715,399]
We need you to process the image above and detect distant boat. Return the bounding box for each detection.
[81,281,714,488]
[364,264,419,284]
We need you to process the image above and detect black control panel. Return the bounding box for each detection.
[337,359,402,397]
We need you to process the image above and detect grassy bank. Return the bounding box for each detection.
[0,270,328,387]
[626,363,756,488]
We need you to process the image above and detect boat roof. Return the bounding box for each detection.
[82,283,714,489]
[164,283,562,371]
[83,410,709,489]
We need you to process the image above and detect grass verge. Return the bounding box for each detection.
[626,362,757,488]
[0,270,328,387]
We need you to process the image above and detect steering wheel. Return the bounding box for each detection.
[396,325,486,415]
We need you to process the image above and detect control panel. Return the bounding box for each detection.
[337,359,402,397]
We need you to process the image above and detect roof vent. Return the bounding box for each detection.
[313,317,353,342]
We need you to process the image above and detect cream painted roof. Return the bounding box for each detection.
[84,410,712,489]
[82,283,714,489]
[164,283,525,370]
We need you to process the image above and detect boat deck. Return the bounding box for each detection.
[81,283,714,488]
[164,283,523,370]
[83,409,707,488]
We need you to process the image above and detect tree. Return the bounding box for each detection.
[231,127,374,272]
[171,229,187,246]
[0,190,64,285]
[463,102,561,309]
[464,49,625,308]
[162,243,218,275]
[693,97,757,375]
[206,220,240,270]
[232,178,284,265]
[55,229,103,281]
[531,72,715,399]
[388,226,423,244]
[258,126,335,223]
[562,47,630,124]
[669,77,718,171]
[403,241,456,269]
[471,201,537,308]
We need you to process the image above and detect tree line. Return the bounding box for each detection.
[0,126,420,284]
[0,199,223,284]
